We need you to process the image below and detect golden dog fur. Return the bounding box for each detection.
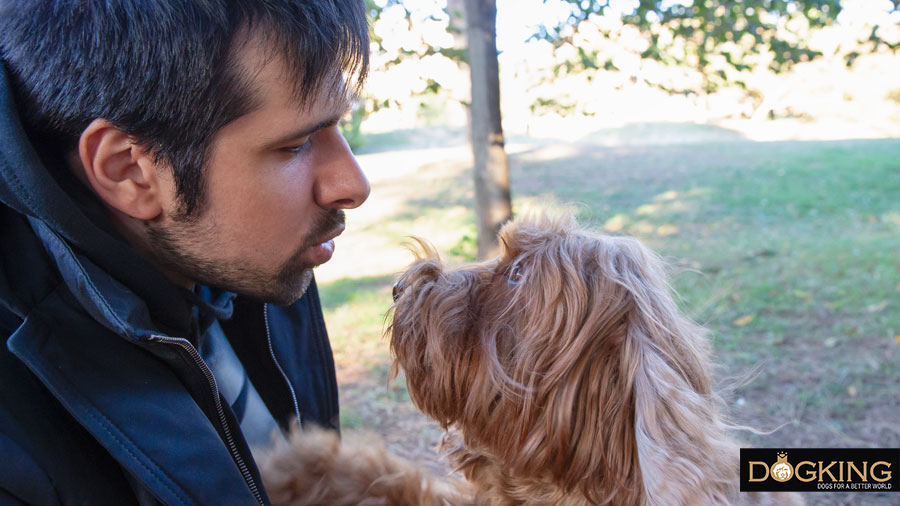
[259,213,803,506]
[258,423,474,506]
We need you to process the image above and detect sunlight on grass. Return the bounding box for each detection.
[321,123,900,456]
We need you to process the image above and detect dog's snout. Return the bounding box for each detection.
[392,280,403,302]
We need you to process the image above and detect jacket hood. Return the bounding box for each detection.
[0,63,215,339]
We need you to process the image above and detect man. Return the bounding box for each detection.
[0,1,370,504]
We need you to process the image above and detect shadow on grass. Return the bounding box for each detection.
[331,127,900,480]
[510,137,900,224]
[318,274,396,311]
[578,121,748,146]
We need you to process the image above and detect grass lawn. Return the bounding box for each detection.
[315,122,899,503]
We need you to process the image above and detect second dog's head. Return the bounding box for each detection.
[390,213,729,503]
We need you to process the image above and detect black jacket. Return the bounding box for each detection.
[0,64,339,505]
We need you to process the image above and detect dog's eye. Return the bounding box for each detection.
[506,263,524,286]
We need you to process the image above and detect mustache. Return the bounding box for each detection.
[301,209,346,250]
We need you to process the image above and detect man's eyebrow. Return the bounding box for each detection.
[269,110,347,146]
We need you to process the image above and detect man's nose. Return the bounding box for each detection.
[313,127,370,210]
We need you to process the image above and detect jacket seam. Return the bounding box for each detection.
[59,380,193,506]
[28,218,130,336]
[0,144,35,212]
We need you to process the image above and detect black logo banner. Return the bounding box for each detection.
[740,448,899,492]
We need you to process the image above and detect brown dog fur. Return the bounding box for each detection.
[258,423,476,506]
[259,212,802,505]
[388,212,803,506]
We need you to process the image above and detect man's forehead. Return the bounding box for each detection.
[211,38,351,150]
[235,29,353,116]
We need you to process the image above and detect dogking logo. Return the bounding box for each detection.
[741,448,899,493]
[770,452,793,482]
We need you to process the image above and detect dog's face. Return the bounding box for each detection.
[390,213,715,502]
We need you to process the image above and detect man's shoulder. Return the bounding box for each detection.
[0,207,63,324]
[0,311,138,506]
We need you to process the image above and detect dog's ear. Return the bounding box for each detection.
[599,236,740,502]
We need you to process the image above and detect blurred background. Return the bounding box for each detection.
[319,1,899,504]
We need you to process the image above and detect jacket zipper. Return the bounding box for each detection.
[148,334,265,506]
[263,303,302,427]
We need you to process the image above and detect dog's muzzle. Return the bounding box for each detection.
[392,280,403,302]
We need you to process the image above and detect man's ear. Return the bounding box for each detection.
[77,118,165,220]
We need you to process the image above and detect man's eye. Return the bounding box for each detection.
[286,139,312,154]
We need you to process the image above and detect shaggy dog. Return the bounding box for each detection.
[259,213,803,506]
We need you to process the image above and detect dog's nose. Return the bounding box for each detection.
[392,280,403,302]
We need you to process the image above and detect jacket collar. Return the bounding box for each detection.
[7,287,265,506]
[0,63,197,337]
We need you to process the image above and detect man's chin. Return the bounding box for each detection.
[253,267,315,306]
[142,222,317,305]
[193,266,315,306]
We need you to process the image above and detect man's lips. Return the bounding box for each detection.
[301,225,345,266]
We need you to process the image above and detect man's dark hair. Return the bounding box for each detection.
[0,0,369,218]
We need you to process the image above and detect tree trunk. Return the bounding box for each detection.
[446,0,468,49]
[465,0,512,260]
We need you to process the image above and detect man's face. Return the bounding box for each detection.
[144,41,370,305]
